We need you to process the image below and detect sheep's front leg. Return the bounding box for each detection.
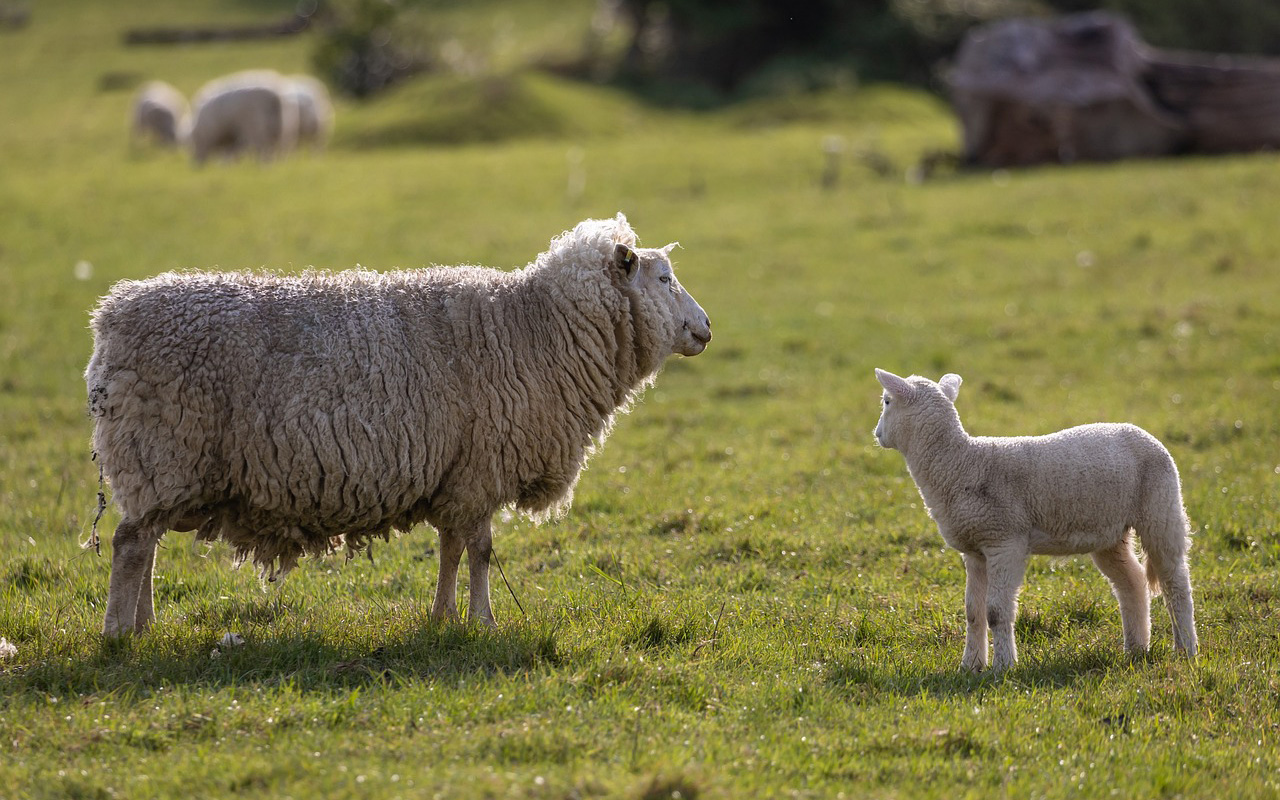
[103,517,162,637]
[465,518,496,628]
[984,543,1029,671]
[961,552,989,671]
[431,528,466,622]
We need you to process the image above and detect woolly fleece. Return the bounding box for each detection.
[87,214,711,634]
[874,368,1197,670]
[189,70,298,163]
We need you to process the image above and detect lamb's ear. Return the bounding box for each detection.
[614,243,639,279]
[939,373,963,402]
[875,368,912,398]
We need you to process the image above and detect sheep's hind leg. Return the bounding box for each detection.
[1090,535,1151,653]
[102,516,163,636]
[431,528,466,622]
[961,552,989,671]
[984,543,1029,671]
[133,541,159,632]
[464,518,496,628]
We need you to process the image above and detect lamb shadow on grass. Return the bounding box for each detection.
[826,645,1157,699]
[7,618,562,697]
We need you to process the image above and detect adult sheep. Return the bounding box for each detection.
[87,214,711,636]
[285,74,334,150]
[131,80,189,148]
[873,369,1197,671]
[189,69,298,164]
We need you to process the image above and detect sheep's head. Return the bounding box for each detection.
[873,368,963,451]
[614,241,711,360]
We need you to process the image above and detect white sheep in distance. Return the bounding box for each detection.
[873,369,1198,671]
[285,74,334,150]
[130,80,189,148]
[189,69,299,164]
[86,214,711,636]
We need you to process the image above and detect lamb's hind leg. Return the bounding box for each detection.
[1156,559,1198,657]
[1139,500,1199,657]
[103,516,164,636]
[1090,533,1151,653]
[1147,545,1198,657]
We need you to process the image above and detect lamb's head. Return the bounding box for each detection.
[615,241,711,359]
[873,368,964,452]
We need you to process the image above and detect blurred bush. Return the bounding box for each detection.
[312,0,434,98]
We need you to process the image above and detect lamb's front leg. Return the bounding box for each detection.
[984,543,1029,671]
[961,552,989,671]
[1090,537,1151,653]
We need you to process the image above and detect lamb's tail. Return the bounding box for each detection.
[1143,552,1163,597]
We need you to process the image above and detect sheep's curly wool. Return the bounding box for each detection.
[87,215,690,580]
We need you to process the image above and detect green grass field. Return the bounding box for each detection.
[2,2,1279,798]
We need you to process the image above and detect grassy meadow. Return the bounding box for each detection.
[2,1,1279,797]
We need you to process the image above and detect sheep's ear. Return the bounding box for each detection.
[875,368,912,398]
[615,243,639,279]
[939,373,963,402]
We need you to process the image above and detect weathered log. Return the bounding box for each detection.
[949,12,1280,167]
[123,12,311,46]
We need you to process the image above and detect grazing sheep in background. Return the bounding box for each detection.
[188,69,298,164]
[131,80,188,148]
[873,368,1198,671]
[86,213,711,636]
[285,74,334,150]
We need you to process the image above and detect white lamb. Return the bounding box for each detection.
[131,80,189,148]
[189,70,299,164]
[285,74,334,150]
[873,368,1198,671]
[87,214,711,636]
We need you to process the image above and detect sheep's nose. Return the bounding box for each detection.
[688,316,711,344]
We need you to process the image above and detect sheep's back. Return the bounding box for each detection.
[88,272,461,532]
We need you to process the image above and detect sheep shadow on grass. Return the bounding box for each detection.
[6,614,562,698]
[826,645,1159,700]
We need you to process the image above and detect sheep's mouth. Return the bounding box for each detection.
[678,323,711,356]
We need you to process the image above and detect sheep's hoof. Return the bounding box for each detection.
[102,619,134,638]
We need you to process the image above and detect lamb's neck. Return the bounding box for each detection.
[899,423,977,495]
